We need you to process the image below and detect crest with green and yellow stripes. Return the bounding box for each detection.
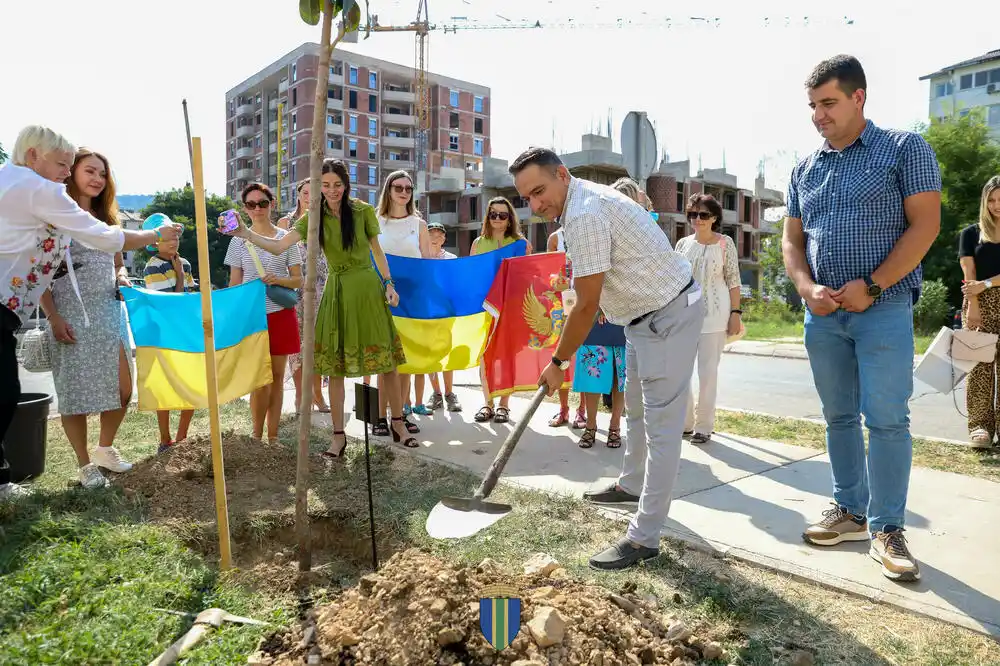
[478,583,522,651]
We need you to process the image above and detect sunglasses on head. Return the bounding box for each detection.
[244,199,271,210]
[686,211,713,221]
[489,211,509,221]
[391,183,414,194]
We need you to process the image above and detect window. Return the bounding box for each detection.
[449,134,459,151]
[255,157,261,169]
[291,137,296,156]
[292,63,297,82]
[328,139,336,149]
[229,164,234,178]
[256,93,261,104]
[449,89,459,107]
[992,68,1000,84]
[351,187,358,199]
[389,152,401,161]
[369,94,377,113]
[368,189,377,205]
[368,165,377,185]
[961,74,973,90]
[349,139,358,158]
[349,66,358,85]
[255,112,261,125]
[368,141,377,160]
[474,96,483,113]
[473,138,483,156]
[327,88,337,99]
[474,117,483,134]
[349,90,357,109]
[369,117,377,137]
[369,72,377,89]
[292,88,297,106]
[449,112,459,129]
[256,136,261,148]
[990,105,1000,127]
[976,71,989,87]
[327,114,335,124]
[349,163,357,180]
[292,112,297,131]
[349,115,357,133]
[934,82,953,98]
[291,163,296,182]
[959,109,971,118]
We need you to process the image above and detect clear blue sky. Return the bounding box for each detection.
[1,0,996,198]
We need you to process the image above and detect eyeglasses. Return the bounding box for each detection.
[489,211,510,221]
[392,184,414,194]
[245,199,272,210]
[686,211,713,221]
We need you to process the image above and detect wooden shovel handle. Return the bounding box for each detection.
[474,386,548,500]
[147,623,215,666]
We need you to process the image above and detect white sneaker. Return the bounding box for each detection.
[91,446,133,473]
[78,463,109,489]
[0,482,32,502]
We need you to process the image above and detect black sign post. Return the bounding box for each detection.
[354,382,380,571]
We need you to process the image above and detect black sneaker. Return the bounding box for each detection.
[583,483,640,504]
[589,537,659,570]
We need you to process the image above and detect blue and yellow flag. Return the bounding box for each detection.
[384,240,526,374]
[121,282,273,411]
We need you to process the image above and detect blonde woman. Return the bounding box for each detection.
[959,175,1000,448]
[473,197,532,424]
[279,179,330,414]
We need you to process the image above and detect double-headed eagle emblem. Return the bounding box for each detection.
[522,273,570,349]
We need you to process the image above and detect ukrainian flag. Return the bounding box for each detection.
[120,281,273,411]
[384,240,526,373]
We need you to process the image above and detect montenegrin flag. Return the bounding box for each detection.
[120,282,273,411]
[483,252,573,399]
[383,240,527,373]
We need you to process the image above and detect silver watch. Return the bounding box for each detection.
[986,279,994,289]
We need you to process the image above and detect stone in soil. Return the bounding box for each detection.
[262,549,723,665]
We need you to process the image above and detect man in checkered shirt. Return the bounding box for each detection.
[511,147,704,570]
[783,55,941,583]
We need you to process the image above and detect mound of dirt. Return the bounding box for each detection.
[255,548,727,666]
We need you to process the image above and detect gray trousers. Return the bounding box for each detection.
[618,282,703,548]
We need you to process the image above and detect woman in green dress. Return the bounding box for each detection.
[219,159,416,454]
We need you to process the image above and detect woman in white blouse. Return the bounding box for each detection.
[674,194,743,444]
[0,125,179,501]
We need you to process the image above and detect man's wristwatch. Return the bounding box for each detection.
[551,355,570,371]
[863,276,882,299]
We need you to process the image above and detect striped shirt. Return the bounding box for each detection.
[143,255,196,292]
[224,228,302,313]
[561,176,693,326]
[787,119,941,302]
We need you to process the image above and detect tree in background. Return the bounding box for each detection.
[137,186,238,288]
[758,218,800,305]
[0,142,7,165]
[921,110,1000,307]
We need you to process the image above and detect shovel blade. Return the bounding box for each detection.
[425,500,512,540]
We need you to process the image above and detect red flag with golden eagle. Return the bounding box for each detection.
[482,253,573,399]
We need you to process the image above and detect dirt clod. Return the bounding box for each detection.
[262,549,724,665]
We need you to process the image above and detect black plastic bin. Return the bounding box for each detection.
[3,393,53,483]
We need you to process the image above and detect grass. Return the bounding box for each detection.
[741,317,935,354]
[3,404,1000,665]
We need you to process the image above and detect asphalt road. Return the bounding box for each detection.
[18,352,969,443]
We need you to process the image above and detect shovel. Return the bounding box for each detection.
[426,385,548,539]
[147,607,270,666]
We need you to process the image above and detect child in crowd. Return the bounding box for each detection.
[143,229,197,452]
[425,221,462,412]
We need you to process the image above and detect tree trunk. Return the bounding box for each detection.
[296,0,340,572]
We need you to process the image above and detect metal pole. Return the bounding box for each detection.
[182,100,194,181]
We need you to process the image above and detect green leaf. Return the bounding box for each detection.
[299,0,321,25]
[342,0,361,31]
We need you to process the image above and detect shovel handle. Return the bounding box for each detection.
[147,623,215,666]
[474,386,548,500]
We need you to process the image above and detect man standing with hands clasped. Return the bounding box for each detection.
[511,147,704,570]
[782,55,941,582]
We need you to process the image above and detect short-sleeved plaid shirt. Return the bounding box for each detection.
[787,119,941,302]
[561,177,693,326]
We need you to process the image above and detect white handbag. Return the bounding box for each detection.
[18,307,52,373]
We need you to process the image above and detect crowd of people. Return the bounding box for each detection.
[4,51,992,583]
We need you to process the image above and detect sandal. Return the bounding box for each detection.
[579,428,596,448]
[372,418,390,437]
[691,432,710,445]
[475,405,495,423]
[970,428,993,449]
[606,427,622,449]
[391,417,419,448]
[494,406,510,423]
[403,416,420,434]
[321,430,348,459]
[314,401,331,413]
[549,408,569,427]
[571,408,587,430]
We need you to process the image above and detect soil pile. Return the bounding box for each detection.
[255,548,728,666]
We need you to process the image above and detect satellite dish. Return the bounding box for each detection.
[621,111,657,181]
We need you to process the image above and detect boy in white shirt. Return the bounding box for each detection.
[425,221,461,412]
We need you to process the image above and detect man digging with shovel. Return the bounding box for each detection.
[511,147,704,570]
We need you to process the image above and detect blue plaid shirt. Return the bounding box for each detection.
[787,120,941,303]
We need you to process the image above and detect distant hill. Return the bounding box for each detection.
[116,194,154,211]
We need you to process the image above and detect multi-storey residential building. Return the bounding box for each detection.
[920,48,1000,134]
[224,43,491,213]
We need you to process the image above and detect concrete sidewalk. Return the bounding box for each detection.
[281,377,1000,639]
[725,339,808,360]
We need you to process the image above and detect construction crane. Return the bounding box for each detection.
[354,3,855,213]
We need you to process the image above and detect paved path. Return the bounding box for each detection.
[281,377,999,639]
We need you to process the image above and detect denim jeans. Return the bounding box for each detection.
[803,292,914,533]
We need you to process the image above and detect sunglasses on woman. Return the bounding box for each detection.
[392,184,414,194]
[489,211,509,221]
[686,211,713,221]
[245,199,271,210]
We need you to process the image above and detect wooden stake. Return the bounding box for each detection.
[191,136,233,570]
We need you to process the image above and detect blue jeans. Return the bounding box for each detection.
[803,292,914,533]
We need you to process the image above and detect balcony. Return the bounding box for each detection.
[269,98,278,111]
[236,146,254,159]
[384,159,415,171]
[236,125,255,138]
[325,146,344,159]
[269,142,277,154]
[383,88,416,103]
[279,78,288,93]
[466,168,482,181]
[237,167,254,179]
[327,119,344,134]
[428,212,459,227]
[383,134,415,149]
[382,112,416,127]
[329,71,344,86]
[722,209,738,224]
[327,97,343,111]
[236,102,255,117]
